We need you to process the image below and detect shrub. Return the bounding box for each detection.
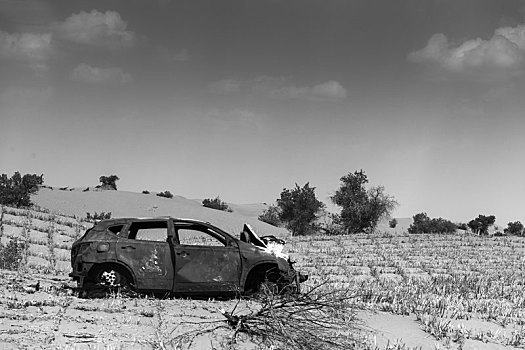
[258,204,281,227]
[504,221,524,236]
[99,175,119,190]
[202,196,231,211]
[331,170,398,234]
[0,239,27,270]
[277,183,324,236]
[0,172,43,207]
[157,191,173,199]
[86,211,112,221]
[142,190,150,194]
[389,218,398,228]
[468,214,496,235]
[408,212,457,234]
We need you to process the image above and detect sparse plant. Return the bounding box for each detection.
[504,221,523,236]
[468,214,496,235]
[86,211,112,221]
[157,190,173,199]
[0,238,27,270]
[202,196,231,211]
[408,213,457,234]
[98,175,119,190]
[0,172,43,207]
[169,282,364,350]
[389,218,398,228]
[258,204,281,227]
[331,170,398,234]
[277,182,325,236]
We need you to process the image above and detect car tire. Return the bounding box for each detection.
[95,266,132,290]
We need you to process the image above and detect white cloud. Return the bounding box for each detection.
[0,31,53,71]
[210,76,347,101]
[70,63,133,85]
[57,10,135,49]
[408,24,525,79]
[311,81,347,99]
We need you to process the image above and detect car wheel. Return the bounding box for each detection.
[96,267,129,289]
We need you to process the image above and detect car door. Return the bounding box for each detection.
[172,222,242,294]
[116,219,174,291]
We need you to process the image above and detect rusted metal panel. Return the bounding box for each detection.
[173,245,242,293]
[116,239,174,290]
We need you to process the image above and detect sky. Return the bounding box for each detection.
[1,0,525,225]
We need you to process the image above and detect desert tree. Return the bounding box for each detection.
[331,170,397,234]
[408,212,457,234]
[0,172,43,207]
[504,221,524,236]
[468,214,496,235]
[99,175,119,190]
[277,183,324,236]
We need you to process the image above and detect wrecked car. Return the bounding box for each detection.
[70,217,307,296]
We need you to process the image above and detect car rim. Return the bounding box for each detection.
[99,270,120,287]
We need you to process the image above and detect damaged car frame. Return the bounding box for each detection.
[70,217,307,296]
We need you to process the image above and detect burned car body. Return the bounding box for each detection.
[70,217,307,295]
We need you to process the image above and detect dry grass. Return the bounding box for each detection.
[2,204,525,349]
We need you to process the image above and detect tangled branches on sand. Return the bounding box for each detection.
[168,283,364,350]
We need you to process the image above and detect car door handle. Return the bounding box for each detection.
[176,251,188,257]
[121,246,136,250]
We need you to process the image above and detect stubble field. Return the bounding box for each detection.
[1,205,525,349]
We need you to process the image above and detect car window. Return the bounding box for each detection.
[126,221,168,242]
[108,225,124,234]
[177,226,226,247]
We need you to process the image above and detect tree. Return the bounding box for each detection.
[277,183,324,236]
[258,204,282,227]
[331,170,397,234]
[99,175,119,190]
[468,214,496,235]
[408,212,457,234]
[0,172,43,207]
[202,196,231,211]
[504,221,523,236]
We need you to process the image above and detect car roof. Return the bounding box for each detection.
[95,216,211,225]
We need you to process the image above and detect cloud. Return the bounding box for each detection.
[408,24,525,80]
[209,76,347,101]
[0,31,53,71]
[56,10,135,49]
[311,81,347,99]
[70,63,133,85]
[208,79,242,94]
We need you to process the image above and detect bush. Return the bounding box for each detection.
[0,172,43,207]
[202,196,231,211]
[389,218,398,228]
[258,204,281,227]
[157,191,173,199]
[0,239,27,270]
[86,211,112,221]
[331,170,398,234]
[408,212,457,234]
[142,190,150,194]
[99,175,119,190]
[504,221,524,236]
[468,214,496,235]
[277,183,324,236]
